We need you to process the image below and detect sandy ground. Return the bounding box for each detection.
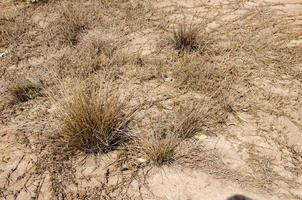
[0,0,302,199]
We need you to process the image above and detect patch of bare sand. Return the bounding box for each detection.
[147,167,279,200]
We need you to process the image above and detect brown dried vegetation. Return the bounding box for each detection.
[55,85,133,154]
[49,3,90,46]
[170,22,202,52]
[1,0,301,199]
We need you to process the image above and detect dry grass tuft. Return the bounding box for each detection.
[134,132,179,166]
[9,81,41,103]
[56,86,133,154]
[171,107,203,139]
[119,107,204,167]
[49,3,89,46]
[170,22,202,52]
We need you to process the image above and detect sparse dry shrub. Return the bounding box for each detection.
[170,22,203,52]
[49,3,89,46]
[56,85,133,154]
[134,131,179,166]
[119,106,205,167]
[9,81,41,103]
[32,80,138,198]
[121,132,200,167]
[171,107,204,139]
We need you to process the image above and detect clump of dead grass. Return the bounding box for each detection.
[170,22,202,52]
[171,106,204,139]
[49,3,89,46]
[9,81,41,103]
[119,107,204,167]
[56,85,133,154]
[133,131,179,166]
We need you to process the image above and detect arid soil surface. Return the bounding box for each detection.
[0,0,301,199]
